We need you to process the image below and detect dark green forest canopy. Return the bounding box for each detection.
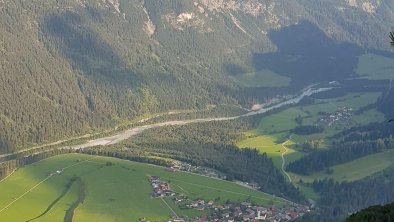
[347,202,394,222]
[1,0,394,153]
[340,31,394,222]
[0,2,394,221]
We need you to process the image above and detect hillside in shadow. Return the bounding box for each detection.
[42,10,141,85]
[253,21,364,87]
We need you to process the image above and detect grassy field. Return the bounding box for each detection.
[255,108,307,134]
[242,92,381,157]
[289,149,394,183]
[355,53,394,80]
[232,69,291,87]
[295,184,319,200]
[237,132,286,168]
[236,91,387,201]
[236,132,303,169]
[0,154,289,222]
[236,92,384,176]
[255,92,383,138]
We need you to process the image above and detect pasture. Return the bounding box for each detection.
[237,90,387,197]
[236,132,303,170]
[0,154,288,222]
[355,53,394,80]
[289,149,394,183]
[232,69,291,87]
[254,92,383,138]
[241,92,383,165]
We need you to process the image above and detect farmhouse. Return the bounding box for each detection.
[149,176,175,198]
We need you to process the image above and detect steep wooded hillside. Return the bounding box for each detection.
[0,0,393,152]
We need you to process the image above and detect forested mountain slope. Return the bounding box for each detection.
[347,202,394,222]
[0,0,393,152]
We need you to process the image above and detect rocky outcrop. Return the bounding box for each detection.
[345,0,381,13]
[164,12,213,32]
[142,4,155,37]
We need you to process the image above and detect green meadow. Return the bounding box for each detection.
[254,92,383,138]
[236,132,302,169]
[0,154,288,222]
[290,149,394,183]
[237,92,383,162]
[232,69,291,87]
[236,91,386,199]
[355,53,394,80]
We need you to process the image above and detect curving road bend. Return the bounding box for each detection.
[281,136,293,183]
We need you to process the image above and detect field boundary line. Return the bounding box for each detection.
[62,156,98,170]
[0,170,16,183]
[0,156,97,214]
[0,174,54,214]
[173,184,188,194]
[160,197,179,218]
[163,177,288,204]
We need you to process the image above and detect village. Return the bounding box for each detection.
[193,201,310,222]
[148,176,310,222]
[318,106,353,126]
[149,176,176,198]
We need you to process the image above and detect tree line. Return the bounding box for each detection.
[287,139,389,175]
[99,119,305,202]
[298,166,394,222]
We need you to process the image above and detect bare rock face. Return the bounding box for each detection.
[345,0,381,13]
[163,11,213,33]
[161,0,287,35]
[142,4,156,37]
[197,0,264,16]
[105,0,121,14]
[195,0,285,29]
[75,0,87,8]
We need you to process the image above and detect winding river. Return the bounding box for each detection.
[70,87,332,149]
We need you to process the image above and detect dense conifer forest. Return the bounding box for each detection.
[1,0,394,152]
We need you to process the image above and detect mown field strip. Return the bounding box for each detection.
[166,177,289,204]
[0,170,16,183]
[160,198,179,218]
[0,174,53,214]
[0,156,97,215]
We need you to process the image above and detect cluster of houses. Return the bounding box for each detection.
[188,201,310,222]
[184,199,214,211]
[148,175,310,222]
[318,106,353,126]
[149,176,175,198]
